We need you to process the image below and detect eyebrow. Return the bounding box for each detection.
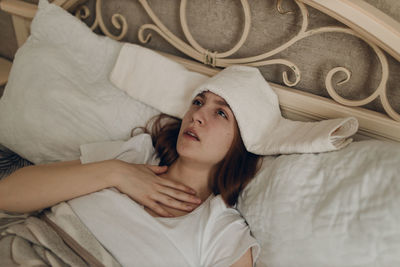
[198,92,230,108]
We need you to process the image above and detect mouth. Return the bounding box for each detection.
[183,129,200,141]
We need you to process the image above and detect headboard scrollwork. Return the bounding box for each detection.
[1,0,399,140]
[75,0,400,126]
[56,0,392,141]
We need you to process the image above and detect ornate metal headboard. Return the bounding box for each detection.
[75,0,400,141]
[2,0,400,141]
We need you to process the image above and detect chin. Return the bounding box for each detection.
[178,150,220,167]
[176,145,195,159]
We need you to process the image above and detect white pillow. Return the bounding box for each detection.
[110,43,208,119]
[0,0,206,165]
[238,140,400,267]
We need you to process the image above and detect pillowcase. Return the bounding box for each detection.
[0,0,198,165]
[238,140,400,267]
[110,43,208,119]
[0,0,158,164]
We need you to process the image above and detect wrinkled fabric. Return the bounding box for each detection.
[0,205,121,267]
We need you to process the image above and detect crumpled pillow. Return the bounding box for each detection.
[0,0,159,164]
[238,140,400,267]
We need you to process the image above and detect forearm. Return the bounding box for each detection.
[0,160,119,213]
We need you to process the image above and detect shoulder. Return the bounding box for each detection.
[208,195,244,224]
[198,195,247,237]
[200,195,260,266]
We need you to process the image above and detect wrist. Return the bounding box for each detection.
[103,159,128,188]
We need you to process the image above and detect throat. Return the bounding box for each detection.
[145,158,213,218]
[163,158,213,201]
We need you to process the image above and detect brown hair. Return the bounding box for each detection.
[210,121,260,206]
[134,113,260,206]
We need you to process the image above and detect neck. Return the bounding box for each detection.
[163,157,213,201]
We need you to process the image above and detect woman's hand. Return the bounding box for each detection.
[111,162,202,217]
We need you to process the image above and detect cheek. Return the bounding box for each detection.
[181,110,191,125]
[178,111,191,136]
[211,127,235,156]
[222,130,234,144]
[176,127,188,154]
[224,132,235,151]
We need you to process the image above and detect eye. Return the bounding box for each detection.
[217,109,227,119]
[192,99,203,106]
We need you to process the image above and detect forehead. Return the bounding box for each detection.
[197,91,229,106]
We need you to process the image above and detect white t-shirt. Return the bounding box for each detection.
[68,134,260,267]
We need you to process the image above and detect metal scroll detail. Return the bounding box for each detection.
[75,0,128,40]
[75,0,398,122]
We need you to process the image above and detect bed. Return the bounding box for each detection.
[0,0,399,266]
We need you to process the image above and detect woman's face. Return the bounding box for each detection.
[176,91,237,167]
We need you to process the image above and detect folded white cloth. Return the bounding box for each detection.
[191,65,359,155]
[110,44,359,155]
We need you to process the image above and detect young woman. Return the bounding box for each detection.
[0,66,263,266]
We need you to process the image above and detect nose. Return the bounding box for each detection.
[191,108,205,125]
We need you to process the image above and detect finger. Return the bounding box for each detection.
[147,201,174,217]
[157,178,197,196]
[146,165,168,174]
[156,184,201,204]
[153,194,197,212]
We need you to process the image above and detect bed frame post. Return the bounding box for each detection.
[0,0,87,47]
[0,0,87,87]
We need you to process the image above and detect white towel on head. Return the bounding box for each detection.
[110,44,359,155]
[191,65,359,155]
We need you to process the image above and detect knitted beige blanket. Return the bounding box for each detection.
[0,202,120,267]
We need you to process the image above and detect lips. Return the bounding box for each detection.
[184,128,200,141]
